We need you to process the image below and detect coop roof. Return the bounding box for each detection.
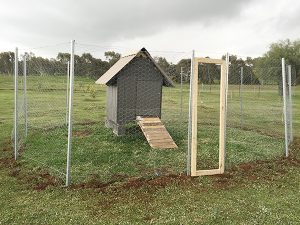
[95,47,174,87]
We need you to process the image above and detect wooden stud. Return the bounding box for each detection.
[195,169,221,176]
[195,57,224,65]
[190,57,226,177]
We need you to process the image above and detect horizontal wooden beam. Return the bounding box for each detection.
[193,169,221,177]
[195,57,225,65]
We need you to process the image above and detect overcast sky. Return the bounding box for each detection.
[0,0,299,61]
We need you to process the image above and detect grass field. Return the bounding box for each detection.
[1,75,300,224]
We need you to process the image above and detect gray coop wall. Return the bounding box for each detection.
[117,56,163,126]
[106,84,118,129]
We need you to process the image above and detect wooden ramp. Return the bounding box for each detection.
[137,116,177,149]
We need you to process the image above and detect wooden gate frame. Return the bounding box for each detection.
[190,57,227,176]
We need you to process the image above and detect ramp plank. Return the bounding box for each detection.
[137,116,178,149]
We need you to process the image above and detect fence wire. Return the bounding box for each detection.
[226,56,287,167]
[12,43,298,186]
[15,44,70,179]
[196,59,222,170]
[70,45,192,183]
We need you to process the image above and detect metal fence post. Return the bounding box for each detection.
[224,53,229,167]
[23,55,28,137]
[281,58,288,157]
[240,66,244,127]
[287,65,293,143]
[66,40,75,186]
[180,66,183,129]
[187,50,194,176]
[14,48,19,160]
[66,61,70,125]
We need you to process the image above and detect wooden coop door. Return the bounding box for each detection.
[136,80,161,117]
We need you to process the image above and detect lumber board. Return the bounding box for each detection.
[195,57,225,65]
[146,135,172,141]
[148,139,175,144]
[190,57,226,176]
[137,116,177,149]
[194,169,221,176]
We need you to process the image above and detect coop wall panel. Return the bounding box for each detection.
[116,56,163,125]
[106,85,117,123]
[117,63,137,125]
[136,80,162,116]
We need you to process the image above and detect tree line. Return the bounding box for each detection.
[0,39,299,85]
[0,51,121,78]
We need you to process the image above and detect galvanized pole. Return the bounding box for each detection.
[14,48,18,160]
[224,52,229,168]
[66,40,75,186]
[240,67,244,127]
[23,55,28,137]
[180,66,183,129]
[187,50,194,176]
[281,58,289,157]
[65,61,70,125]
[287,65,293,143]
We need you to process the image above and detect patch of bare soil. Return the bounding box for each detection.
[123,174,191,190]
[0,139,61,191]
[0,157,18,168]
[1,137,300,193]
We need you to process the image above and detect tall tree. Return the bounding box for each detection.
[105,51,121,66]
[264,39,300,84]
[0,52,14,75]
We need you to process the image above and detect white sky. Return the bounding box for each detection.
[0,0,299,61]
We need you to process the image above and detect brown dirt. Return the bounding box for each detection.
[0,139,61,191]
[1,137,300,193]
[0,157,18,168]
[32,172,61,191]
[123,175,180,189]
[211,138,300,189]
[70,173,195,193]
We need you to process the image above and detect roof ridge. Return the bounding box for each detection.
[95,47,174,87]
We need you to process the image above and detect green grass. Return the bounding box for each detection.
[2,75,300,180]
[1,74,300,224]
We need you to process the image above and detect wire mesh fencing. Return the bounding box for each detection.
[14,43,70,180]
[70,45,192,183]
[290,66,299,142]
[15,53,26,156]
[225,55,289,168]
[11,42,298,186]
[196,60,223,170]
